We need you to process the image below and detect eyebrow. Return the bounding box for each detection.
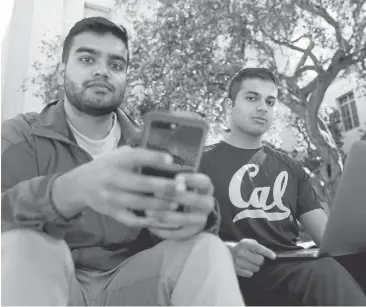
[244,91,260,96]
[75,47,127,64]
[244,91,277,100]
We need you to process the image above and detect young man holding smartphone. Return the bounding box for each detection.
[200,67,366,305]
[1,17,244,306]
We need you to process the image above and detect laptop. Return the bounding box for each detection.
[276,140,366,259]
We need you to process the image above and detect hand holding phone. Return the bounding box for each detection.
[52,145,180,229]
[147,171,216,239]
[136,110,214,237]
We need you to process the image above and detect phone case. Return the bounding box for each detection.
[134,111,209,227]
[140,110,209,172]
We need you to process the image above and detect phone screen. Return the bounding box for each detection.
[141,120,205,178]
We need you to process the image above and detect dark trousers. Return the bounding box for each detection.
[239,253,366,306]
[336,253,366,294]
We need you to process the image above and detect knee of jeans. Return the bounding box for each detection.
[308,257,350,280]
[190,232,232,260]
[192,232,223,245]
[2,228,73,270]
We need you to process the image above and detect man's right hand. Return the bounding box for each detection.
[227,239,276,278]
[52,146,181,228]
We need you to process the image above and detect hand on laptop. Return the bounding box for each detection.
[227,239,276,278]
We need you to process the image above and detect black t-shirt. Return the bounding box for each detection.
[200,141,321,251]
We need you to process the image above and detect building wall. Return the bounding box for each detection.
[321,75,366,152]
[22,0,65,115]
[1,22,11,102]
[1,0,114,122]
[279,75,366,153]
[1,0,35,121]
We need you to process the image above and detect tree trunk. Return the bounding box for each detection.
[304,82,343,208]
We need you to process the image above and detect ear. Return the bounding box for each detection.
[56,62,66,86]
[224,97,234,115]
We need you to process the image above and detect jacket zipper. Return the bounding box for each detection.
[31,128,123,246]
[31,129,94,161]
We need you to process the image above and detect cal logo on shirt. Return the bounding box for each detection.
[229,163,291,222]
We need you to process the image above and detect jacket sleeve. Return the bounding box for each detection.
[1,116,76,238]
[199,154,221,235]
[203,199,221,235]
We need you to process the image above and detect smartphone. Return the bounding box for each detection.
[140,111,209,178]
[137,110,209,229]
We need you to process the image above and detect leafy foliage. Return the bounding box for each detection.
[21,35,64,103]
[123,0,247,122]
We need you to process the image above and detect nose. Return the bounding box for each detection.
[93,62,110,78]
[257,99,268,112]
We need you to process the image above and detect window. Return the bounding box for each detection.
[337,91,360,131]
[84,2,112,19]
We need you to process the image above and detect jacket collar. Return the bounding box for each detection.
[31,100,141,144]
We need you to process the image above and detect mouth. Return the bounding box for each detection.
[252,116,268,123]
[87,82,113,91]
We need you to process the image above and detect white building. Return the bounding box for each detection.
[1,0,115,122]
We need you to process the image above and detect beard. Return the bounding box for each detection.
[234,120,271,138]
[64,76,126,117]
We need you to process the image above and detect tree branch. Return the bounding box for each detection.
[269,36,322,71]
[295,65,319,77]
[294,0,350,51]
[294,47,312,75]
[326,49,363,75]
[293,40,317,77]
[291,34,310,44]
[302,78,318,99]
[307,50,357,127]
[352,0,366,25]
[293,117,312,150]
[301,46,365,108]
[283,99,306,118]
[251,9,323,72]
[283,58,292,75]
[359,19,366,40]
[251,38,278,66]
[278,75,306,118]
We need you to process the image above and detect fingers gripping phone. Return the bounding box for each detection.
[136,111,209,228]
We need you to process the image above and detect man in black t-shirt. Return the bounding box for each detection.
[200,68,366,306]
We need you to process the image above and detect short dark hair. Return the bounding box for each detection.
[62,17,130,64]
[228,67,277,102]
